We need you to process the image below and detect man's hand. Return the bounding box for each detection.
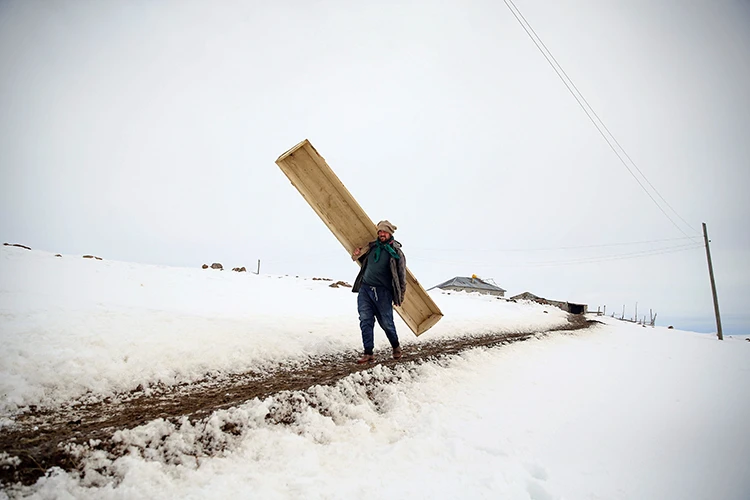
[352,247,362,258]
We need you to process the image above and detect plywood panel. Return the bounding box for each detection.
[276,139,443,336]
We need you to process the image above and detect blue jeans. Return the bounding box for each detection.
[358,285,399,355]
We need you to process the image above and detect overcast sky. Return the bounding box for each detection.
[1,0,748,334]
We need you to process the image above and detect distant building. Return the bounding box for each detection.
[510,291,588,314]
[431,276,506,297]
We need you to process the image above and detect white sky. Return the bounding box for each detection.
[1,0,748,334]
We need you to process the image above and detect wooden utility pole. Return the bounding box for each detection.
[702,223,723,340]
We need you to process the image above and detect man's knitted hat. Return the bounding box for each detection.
[376,220,397,234]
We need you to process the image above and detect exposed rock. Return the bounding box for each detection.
[55,254,62,258]
[211,263,223,270]
[3,243,31,250]
[313,277,333,281]
[329,280,352,288]
[232,267,247,272]
[667,325,674,329]
[83,255,103,260]
[202,264,209,269]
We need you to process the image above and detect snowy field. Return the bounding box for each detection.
[1,246,749,499]
[0,246,568,414]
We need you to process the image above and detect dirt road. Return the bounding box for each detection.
[0,316,598,487]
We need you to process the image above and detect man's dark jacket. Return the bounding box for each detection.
[352,239,407,306]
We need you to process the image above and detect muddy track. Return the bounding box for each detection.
[0,317,598,486]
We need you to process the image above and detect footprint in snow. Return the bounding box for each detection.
[526,479,554,500]
[525,462,549,481]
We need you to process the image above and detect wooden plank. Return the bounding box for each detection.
[276,139,443,336]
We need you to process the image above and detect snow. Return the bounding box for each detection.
[2,246,749,499]
[0,246,567,414]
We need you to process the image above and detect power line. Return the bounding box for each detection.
[410,241,704,268]
[517,242,704,267]
[505,0,699,235]
[410,236,696,253]
[502,0,700,241]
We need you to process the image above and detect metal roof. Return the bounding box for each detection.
[432,277,506,293]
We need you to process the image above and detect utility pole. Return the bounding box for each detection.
[702,223,723,340]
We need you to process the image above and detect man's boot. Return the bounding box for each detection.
[392,346,403,360]
[356,353,375,364]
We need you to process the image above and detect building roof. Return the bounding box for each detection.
[431,277,506,293]
[510,292,544,300]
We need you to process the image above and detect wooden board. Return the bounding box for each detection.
[275,139,443,336]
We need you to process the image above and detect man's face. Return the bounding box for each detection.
[378,230,391,241]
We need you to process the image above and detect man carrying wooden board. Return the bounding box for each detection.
[275,139,443,344]
[351,220,406,364]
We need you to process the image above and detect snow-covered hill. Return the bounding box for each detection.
[1,245,748,499]
[0,246,568,414]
